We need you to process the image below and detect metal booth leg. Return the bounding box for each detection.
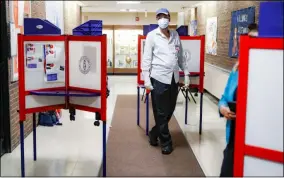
[141,88,146,101]
[33,113,37,161]
[146,93,149,135]
[137,86,140,126]
[199,92,204,135]
[185,89,188,125]
[20,121,25,177]
[189,90,197,104]
[102,121,107,177]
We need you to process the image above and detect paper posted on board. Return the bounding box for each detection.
[25,43,44,70]
[44,44,65,83]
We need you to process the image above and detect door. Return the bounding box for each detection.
[0,0,11,156]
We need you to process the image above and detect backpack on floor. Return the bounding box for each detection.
[38,111,57,127]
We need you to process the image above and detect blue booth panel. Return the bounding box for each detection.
[176,25,189,36]
[143,25,149,36]
[259,1,284,38]
[143,24,158,36]
[72,20,103,36]
[149,24,158,31]
[24,18,61,35]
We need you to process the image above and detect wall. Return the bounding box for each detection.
[82,12,178,25]
[8,1,46,151]
[184,1,260,98]
[64,1,81,34]
[195,1,260,70]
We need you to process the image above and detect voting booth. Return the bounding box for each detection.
[18,33,107,177]
[136,35,205,135]
[234,36,283,176]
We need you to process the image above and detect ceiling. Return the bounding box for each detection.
[80,1,199,13]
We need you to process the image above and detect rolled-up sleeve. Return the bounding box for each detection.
[142,33,154,83]
[177,35,189,75]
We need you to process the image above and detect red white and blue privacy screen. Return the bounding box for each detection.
[18,34,107,121]
[234,36,283,177]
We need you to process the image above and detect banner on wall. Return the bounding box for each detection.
[9,0,31,82]
[45,1,64,34]
[189,20,197,36]
[206,17,218,55]
[228,7,255,58]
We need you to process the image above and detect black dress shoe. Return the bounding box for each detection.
[148,133,158,146]
[161,145,173,155]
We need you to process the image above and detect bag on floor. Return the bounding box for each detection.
[38,112,54,127]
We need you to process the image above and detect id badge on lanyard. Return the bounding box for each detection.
[175,45,180,59]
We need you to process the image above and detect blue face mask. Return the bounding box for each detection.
[158,18,169,29]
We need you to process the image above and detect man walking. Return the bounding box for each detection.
[142,8,190,155]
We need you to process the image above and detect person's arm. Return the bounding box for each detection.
[142,33,154,88]
[177,34,189,75]
[218,73,234,118]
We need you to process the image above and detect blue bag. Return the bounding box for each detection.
[38,112,55,127]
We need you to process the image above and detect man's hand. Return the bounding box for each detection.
[220,106,236,120]
[144,78,154,91]
[184,75,190,88]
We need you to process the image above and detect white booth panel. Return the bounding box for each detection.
[181,40,201,73]
[245,49,283,152]
[244,156,283,176]
[25,96,65,109]
[140,39,146,81]
[24,41,66,90]
[69,41,101,90]
[69,96,101,109]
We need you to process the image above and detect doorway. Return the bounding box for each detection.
[0,0,12,156]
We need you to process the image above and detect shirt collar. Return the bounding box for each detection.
[155,27,172,38]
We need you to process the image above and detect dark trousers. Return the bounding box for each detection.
[220,121,235,177]
[150,75,178,147]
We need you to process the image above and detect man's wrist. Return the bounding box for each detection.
[184,70,189,76]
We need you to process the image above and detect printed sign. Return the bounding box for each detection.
[43,43,65,82]
[25,43,44,70]
[228,7,255,58]
[206,17,218,55]
[79,56,91,74]
[190,20,197,36]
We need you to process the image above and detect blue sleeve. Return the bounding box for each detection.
[218,72,232,117]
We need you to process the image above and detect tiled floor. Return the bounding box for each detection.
[1,76,226,177]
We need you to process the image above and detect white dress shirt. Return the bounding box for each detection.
[142,27,188,85]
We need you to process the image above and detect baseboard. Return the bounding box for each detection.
[98,163,103,177]
[204,89,219,105]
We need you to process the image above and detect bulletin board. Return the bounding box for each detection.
[9,0,31,82]
[18,34,107,120]
[234,36,284,176]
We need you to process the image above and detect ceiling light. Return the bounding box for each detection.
[120,9,127,12]
[129,9,137,12]
[117,1,141,4]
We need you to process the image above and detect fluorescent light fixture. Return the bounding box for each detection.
[117,1,141,4]
[120,9,137,12]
